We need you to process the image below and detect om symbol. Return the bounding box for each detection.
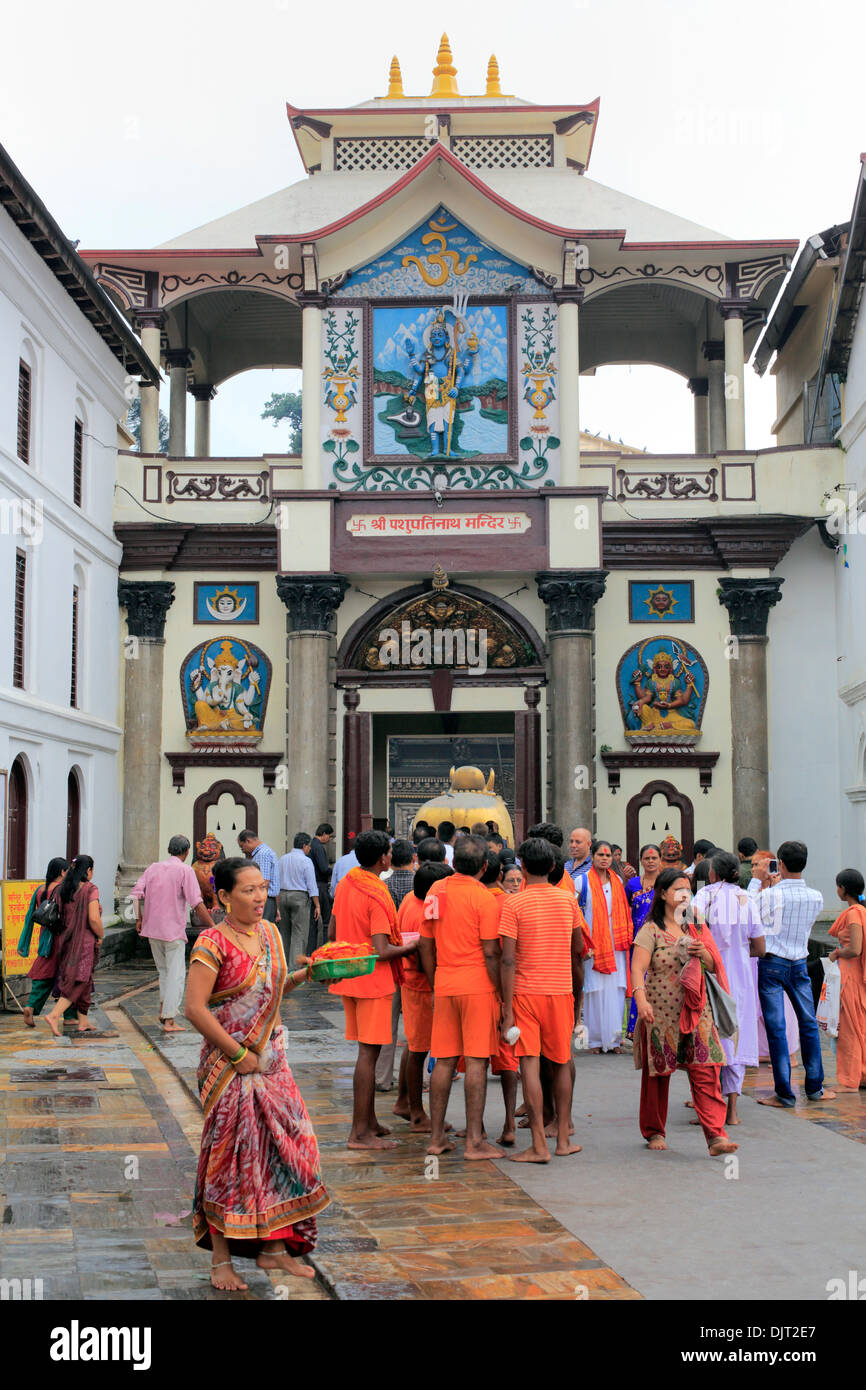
[402,215,478,287]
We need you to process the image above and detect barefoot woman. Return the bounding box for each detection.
[631,868,738,1157]
[185,857,328,1292]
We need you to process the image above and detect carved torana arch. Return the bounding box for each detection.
[625,778,695,870]
[193,779,258,851]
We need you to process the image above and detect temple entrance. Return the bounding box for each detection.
[378,720,515,838]
[625,779,694,869]
[8,755,28,879]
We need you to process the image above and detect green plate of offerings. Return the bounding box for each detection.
[309,955,377,983]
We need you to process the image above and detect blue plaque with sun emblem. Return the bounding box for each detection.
[194,582,259,625]
[628,581,694,624]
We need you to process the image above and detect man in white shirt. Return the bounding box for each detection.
[330,846,359,893]
[749,839,835,1108]
[437,820,456,866]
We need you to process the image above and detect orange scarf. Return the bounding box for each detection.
[345,867,403,985]
[588,869,632,991]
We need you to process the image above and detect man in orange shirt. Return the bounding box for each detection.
[481,851,520,1146]
[392,861,453,1131]
[419,834,504,1161]
[330,829,417,1150]
[500,837,588,1162]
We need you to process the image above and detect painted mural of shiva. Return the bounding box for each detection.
[630,648,698,734]
[405,306,478,456]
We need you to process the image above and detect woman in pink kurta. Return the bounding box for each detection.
[693,852,765,1125]
[828,869,866,1091]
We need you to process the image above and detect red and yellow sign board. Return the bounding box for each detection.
[1,880,42,978]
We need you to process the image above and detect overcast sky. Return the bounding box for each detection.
[4,0,862,454]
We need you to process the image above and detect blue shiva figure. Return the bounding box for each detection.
[404,306,478,457]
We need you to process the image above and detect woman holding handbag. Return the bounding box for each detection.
[631,868,738,1156]
[43,855,104,1037]
[828,868,866,1091]
[692,852,765,1126]
[18,857,70,1027]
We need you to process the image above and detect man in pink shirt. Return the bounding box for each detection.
[131,836,214,1033]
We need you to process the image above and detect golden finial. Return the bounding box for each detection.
[432,563,449,590]
[485,55,502,97]
[386,55,404,99]
[430,33,460,98]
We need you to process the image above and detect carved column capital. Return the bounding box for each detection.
[164,348,193,372]
[190,382,217,402]
[688,376,709,397]
[717,576,784,637]
[276,573,350,633]
[536,569,608,633]
[118,579,175,641]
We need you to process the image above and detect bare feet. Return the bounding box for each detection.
[44,1012,62,1039]
[256,1250,315,1280]
[708,1138,739,1156]
[374,1123,392,1137]
[76,1020,98,1033]
[391,1104,412,1121]
[426,1138,456,1155]
[455,1126,486,1139]
[22,1006,34,1028]
[757,1095,793,1109]
[834,1087,862,1094]
[162,1019,185,1033]
[509,1146,550,1163]
[347,1133,398,1150]
[464,1140,505,1161]
[497,1129,515,1146]
[544,1119,574,1137]
[646,1134,667,1150]
[555,1142,583,1157]
[807,1090,837,1102]
[211,1260,248,1292]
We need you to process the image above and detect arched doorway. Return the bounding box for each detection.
[625,779,694,870]
[8,755,28,879]
[66,767,81,861]
[193,779,258,852]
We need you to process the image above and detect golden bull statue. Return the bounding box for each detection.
[413,765,514,848]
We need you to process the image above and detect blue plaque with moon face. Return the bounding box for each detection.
[194,582,259,625]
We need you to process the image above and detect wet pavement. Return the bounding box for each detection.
[5,962,864,1300]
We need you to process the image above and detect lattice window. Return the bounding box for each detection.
[452,135,553,169]
[334,137,430,173]
[14,550,26,689]
[70,585,79,708]
[17,360,31,464]
[73,418,83,507]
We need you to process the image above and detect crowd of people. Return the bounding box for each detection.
[13,817,866,1292]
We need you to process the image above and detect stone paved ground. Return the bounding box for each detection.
[5,963,866,1301]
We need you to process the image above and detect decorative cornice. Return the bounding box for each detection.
[536,568,608,632]
[276,573,350,633]
[118,579,175,640]
[602,516,813,570]
[601,748,719,792]
[165,750,283,791]
[717,576,784,637]
[116,522,277,571]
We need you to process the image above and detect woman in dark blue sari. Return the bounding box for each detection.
[624,844,662,1039]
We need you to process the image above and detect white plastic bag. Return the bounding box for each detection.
[816,958,841,1038]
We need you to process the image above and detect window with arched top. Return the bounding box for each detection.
[67,767,82,861]
[8,754,29,879]
[17,338,39,469]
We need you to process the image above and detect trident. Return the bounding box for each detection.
[445,290,470,458]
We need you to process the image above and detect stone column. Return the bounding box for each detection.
[135,311,164,455]
[276,574,349,840]
[688,376,710,453]
[117,580,175,895]
[536,569,608,833]
[190,384,216,458]
[165,349,193,457]
[300,296,324,489]
[721,302,746,450]
[555,286,583,486]
[703,340,726,453]
[514,683,542,846]
[717,576,784,850]
[342,686,372,852]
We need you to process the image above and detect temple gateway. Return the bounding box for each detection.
[84,38,841,900]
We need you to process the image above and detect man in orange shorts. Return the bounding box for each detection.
[392,861,453,1131]
[419,834,504,1161]
[500,836,588,1162]
[330,829,417,1151]
[481,851,519,1146]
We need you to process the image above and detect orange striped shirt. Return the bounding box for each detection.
[499,883,586,995]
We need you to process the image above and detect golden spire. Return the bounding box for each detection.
[430,33,460,98]
[485,55,502,97]
[385,55,404,99]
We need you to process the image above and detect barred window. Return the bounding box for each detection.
[70,585,79,708]
[334,136,430,173]
[14,550,26,689]
[73,419,83,507]
[17,360,31,464]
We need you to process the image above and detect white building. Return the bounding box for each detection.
[0,143,157,911]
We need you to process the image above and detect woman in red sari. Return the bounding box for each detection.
[185,856,329,1292]
[44,856,103,1037]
